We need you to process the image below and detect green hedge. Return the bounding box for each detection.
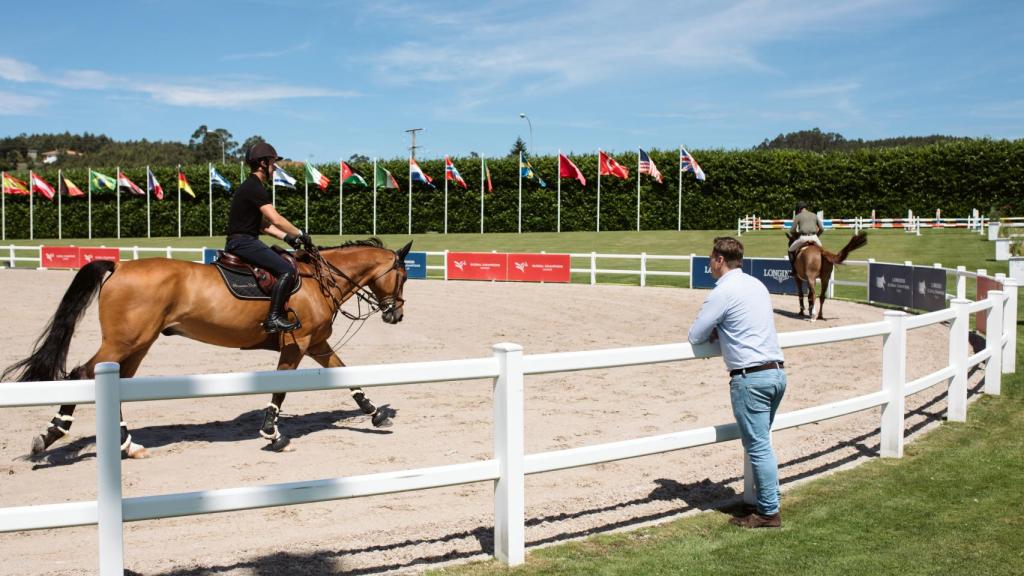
[2,140,1021,239]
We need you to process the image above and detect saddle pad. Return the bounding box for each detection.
[214,265,302,300]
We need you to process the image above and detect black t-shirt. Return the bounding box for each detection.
[226,174,271,236]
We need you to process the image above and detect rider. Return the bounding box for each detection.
[226,142,313,334]
[788,200,823,268]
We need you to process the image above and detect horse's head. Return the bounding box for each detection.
[371,241,412,324]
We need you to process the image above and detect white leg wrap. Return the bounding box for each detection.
[55,413,74,422]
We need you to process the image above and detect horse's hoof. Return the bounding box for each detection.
[30,435,46,456]
[124,443,150,459]
[371,410,392,428]
[268,435,292,452]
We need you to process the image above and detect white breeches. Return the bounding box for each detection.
[789,235,822,253]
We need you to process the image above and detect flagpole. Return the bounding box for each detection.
[339,160,344,236]
[557,151,562,233]
[146,165,152,238]
[407,158,413,236]
[177,165,182,238]
[1,171,6,241]
[479,158,485,234]
[636,150,641,232]
[58,169,63,240]
[87,168,92,239]
[208,163,213,237]
[29,171,34,240]
[304,163,310,233]
[444,159,449,235]
[518,151,523,234]
[116,165,121,239]
[597,151,602,232]
[372,159,378,236]
[677,146,683,231]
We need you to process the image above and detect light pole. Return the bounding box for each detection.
[519,113,533,155]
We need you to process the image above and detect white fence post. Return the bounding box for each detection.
[640,252,647,288]
[443,250,449,282]
[956,266,966,300]
[880,310,907,458]
[132,246,139,260]
[95,362,124,576]
[985,291,1004,396]
[492,343,525,566]
[1003,279,1018,374]
[947,299,971,422]
[590,252,597,285]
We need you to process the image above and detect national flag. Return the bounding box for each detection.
[599,150,630,180]
[445,156,467,189]
[61,176,85,198]
[210,166,233,190]
[2,173,29,195]
[520,156,547,188]
[304,162,330,190]
[90,170,116,192]
[558,153,586,187]
[147,168,164,200]
[375,163,400,189]
[30,172,56,201]
[638,148,663,184]
[273,166,297,189]
[118,170,145,196]
[482,158,493,193]
[177,169,195,198]
[680,147,706,181]
[409,158,434,188]
[341,161,368,187]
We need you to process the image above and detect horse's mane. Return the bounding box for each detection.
[324,237,386,250]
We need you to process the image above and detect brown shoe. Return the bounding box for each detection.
[729,512,781,528]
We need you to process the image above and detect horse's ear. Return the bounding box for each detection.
[397,241,413,260]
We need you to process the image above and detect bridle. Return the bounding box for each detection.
[306,245,406,322]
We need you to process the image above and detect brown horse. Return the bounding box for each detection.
[2,238,411,458]
[786,231,867,321]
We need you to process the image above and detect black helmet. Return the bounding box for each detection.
[245,142,282,164]
[795,200,808,212]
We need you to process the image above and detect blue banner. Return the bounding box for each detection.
[203,248,219,264]
[690,256,716,289]
[748,258,799,295]
[404,251,427,279]
[869,263,914,308]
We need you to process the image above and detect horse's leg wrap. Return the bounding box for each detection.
[260,403,281,440]
[33,413,74,454]
[351,389,376,415]
[119,421,145,458]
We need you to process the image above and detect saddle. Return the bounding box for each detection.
[213,246,302,300]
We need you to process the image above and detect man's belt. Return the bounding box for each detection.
[730,361,784,377]
[800,233,816,236]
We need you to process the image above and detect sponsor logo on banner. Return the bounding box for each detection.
[80,247,120,265]
[868,263,913,308]
[41,246,80,269]
[507,253,570,283]
[447,252,508,281]
[912,266,947,312]
[748,259,798,294]
[203,248,220,264]
[404,252,427,279]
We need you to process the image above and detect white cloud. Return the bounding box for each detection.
[0,90,47,115]
[0,55,354,109]
[222,40,313,61]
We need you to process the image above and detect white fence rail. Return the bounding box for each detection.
[0,265,1017,574]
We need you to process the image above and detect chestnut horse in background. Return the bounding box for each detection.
[2,238,411,457]
[786,231,867,321]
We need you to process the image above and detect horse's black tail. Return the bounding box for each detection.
[824,231,868,265]
[1,260,116,383]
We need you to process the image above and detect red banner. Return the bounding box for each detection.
[447,252,508,281]
[79,247,120,265]
[40,246,80,269]
[507,253,571,283]
[976,276,1002,335]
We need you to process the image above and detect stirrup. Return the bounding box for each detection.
[263,314,301,334]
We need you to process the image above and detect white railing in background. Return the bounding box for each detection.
[0,245,207,268]
[0,264,1017,573]
[737,213,990,236]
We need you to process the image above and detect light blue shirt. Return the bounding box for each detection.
[688,268,784,371]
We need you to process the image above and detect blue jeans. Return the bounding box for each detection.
[225,234,294,278]
[730,369,787,515]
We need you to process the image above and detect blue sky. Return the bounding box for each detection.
[1,0,1022,162]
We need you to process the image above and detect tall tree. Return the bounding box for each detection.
[508,136,527,158]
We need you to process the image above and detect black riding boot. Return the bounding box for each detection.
[263,272,301,334]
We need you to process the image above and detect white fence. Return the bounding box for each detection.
[0,261,1017,574]
[737,212,990,236]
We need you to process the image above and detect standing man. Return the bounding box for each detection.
[688,237,787,528]
[226,142,313,334]
[788,200,824,269]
